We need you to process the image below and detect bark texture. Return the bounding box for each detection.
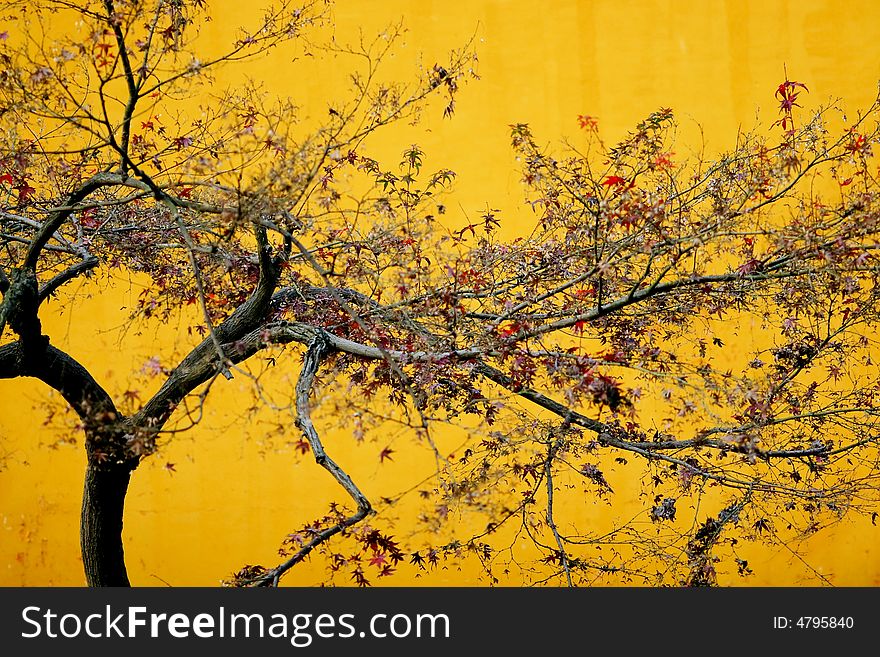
[81,462,134,587]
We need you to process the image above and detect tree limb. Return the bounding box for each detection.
[134,222,282,428]
[0,340,120,432]
[38,255,100,303]
[252,332,373,586]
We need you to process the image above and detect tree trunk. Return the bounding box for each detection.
[81,463,133,586]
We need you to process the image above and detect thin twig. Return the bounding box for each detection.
[545,436,573,587]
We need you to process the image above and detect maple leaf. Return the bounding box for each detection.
[601,175,626,187]
[577,114,599,130]
[16,183,36,203]
[362,530,382,551]
[753,518,773,534]
[80,208,101,229]
[827,364,843,381]
[580,463,613,493]
[350,568,370,587]
[735,258,762,276]
[379,446,394,463]
[601,350,627,364]
[140,356,165,376]
[844,132,870,156]
[653,151,675,170]
[455,223,477,240]
[164,462,176,474]
[650,497,677,522]
[410,551,426,570]
[0,173,13,185]
[781,317,798,333]
[369,552,387,567]
[482,208,501,231]
[497,321,521,337]
[775,79,808,111]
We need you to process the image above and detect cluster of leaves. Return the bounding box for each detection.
[227,504,405,587]
[3,0,880,588]
[350,81,880,584]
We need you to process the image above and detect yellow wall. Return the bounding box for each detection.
[2,0,880,586]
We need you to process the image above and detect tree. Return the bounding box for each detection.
[1,0,879,587]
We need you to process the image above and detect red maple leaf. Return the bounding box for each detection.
[775,79,808,112]
[601,175,625,187]
[577,114,599,130]
[497,321,521,337]
[173,136,193,150]
[379,446,394,463]
[16,183,36,203]
[81,208,100,228]
[736,258,762,276]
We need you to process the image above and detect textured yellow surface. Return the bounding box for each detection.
[2,0,880,586]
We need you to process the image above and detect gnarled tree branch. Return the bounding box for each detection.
[252,332,373,586]
[38,255,100,303]
[0,340,118,425]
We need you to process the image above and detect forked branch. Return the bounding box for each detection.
[253,332,373,586]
